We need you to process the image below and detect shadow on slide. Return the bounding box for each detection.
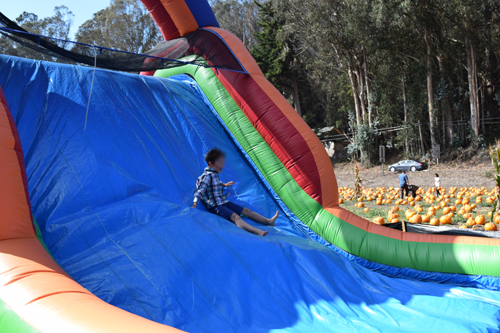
[2,55,500,332]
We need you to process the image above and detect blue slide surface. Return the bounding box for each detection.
[1,55,500,332]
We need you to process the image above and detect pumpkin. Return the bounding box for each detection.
[494,215,500,224]
[364,207,369,213]
[339,198,344,204]
[466,217,476,227]
[430,217,440,226]
[485,223,497,231]
[442,207,451,214]
[440,215,452,225]
[373,217,385,225]
[475,214,486,225]
[410,214,422,224]
[422,214,431,223]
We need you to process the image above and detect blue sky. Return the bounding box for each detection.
[2,0,110,38]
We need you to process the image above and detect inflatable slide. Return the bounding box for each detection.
[1,0,500,332]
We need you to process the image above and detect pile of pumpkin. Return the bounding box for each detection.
[339,186,499,231]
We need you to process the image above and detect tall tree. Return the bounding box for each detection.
[0,6,74,60]
[252,0,302,115]
[74,0,162,55]
[210,0,260,50]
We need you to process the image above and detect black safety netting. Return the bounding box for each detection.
[0,12,245,73]
[383,221,500,239]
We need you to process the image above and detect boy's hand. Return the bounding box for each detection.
[223,181,235,187]
[192,202,198,208]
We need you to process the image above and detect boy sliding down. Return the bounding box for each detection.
[192,148,278,236]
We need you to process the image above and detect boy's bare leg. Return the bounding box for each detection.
[231,213,268,236]
[242,208,279,226]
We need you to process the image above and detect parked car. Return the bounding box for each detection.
[388,160,428,172]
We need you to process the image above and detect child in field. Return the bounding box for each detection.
[192,148,278,236]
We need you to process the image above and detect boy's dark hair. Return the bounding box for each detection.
[205,148,225,165]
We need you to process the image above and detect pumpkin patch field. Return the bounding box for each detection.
[340,186,500,230]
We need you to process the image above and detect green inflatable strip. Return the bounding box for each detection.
[0,298,39,333]
[155,58,500,277]
[33,217,52,256]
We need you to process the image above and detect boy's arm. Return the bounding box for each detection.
[192,175,210,208]
[222,181,235,187]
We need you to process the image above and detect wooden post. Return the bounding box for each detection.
[402,221,407,233]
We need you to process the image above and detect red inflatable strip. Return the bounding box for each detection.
[214,69,323,204]
[0,86,34,239]
[205,27,339,208]
[141,0,180,40]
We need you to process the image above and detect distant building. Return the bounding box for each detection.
[314,127,350,159]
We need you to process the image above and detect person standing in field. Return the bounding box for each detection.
[399,171,409,199]
[434,173,441,196]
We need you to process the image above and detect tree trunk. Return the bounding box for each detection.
[425,27,437,155]
[465,35,480,138]
[363,46,373,127]
[481,81,485,134]
[349,65,366,164]
[402,71,409,156]
[436,54,453,146]
[291,78,302,116]
[442,112,445,144]
[348,66,362,126]
[444,97,454,146]
[356,67,367,123]
[483,0,498,119]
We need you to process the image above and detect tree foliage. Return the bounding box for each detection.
[74,0,162,55]
[2,0,500,165]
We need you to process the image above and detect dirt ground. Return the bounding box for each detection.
[334,161,496,190]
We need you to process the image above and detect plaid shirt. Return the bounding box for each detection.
[194,167,229,208]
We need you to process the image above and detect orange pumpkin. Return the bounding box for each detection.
[494,215,500,224]
[485,223,497,231]
[475,214,486,225]
[410,214,422,224]
[442,207,451,214]
[422,214,431,223]
[466,217,476,227]
[373,217,385,225]
[430,217,440,226]
[364,207,370,213]
[440,215,452,225]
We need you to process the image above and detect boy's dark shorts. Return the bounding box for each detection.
[208,201,245,221]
